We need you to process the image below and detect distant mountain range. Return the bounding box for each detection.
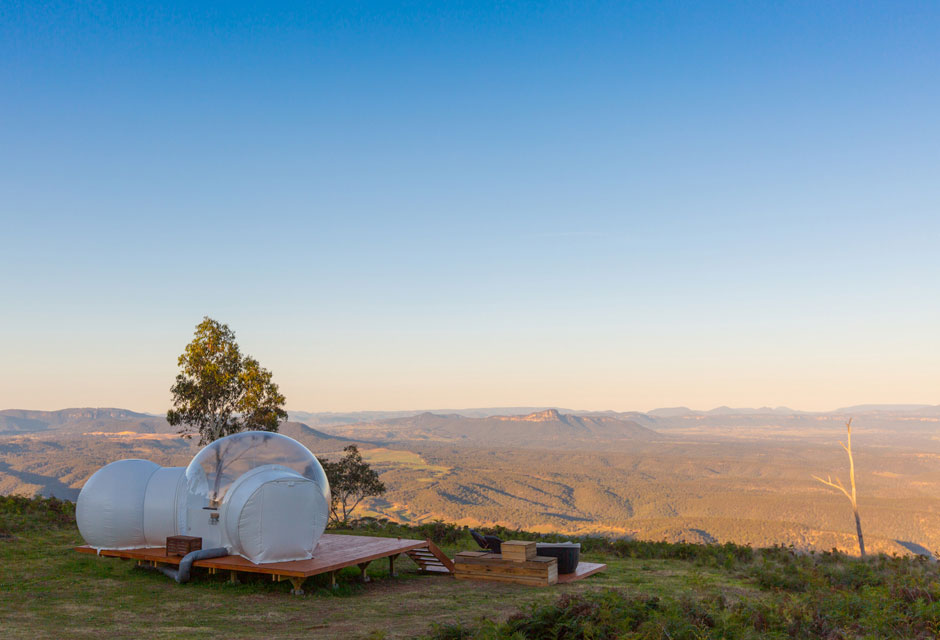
[833,404,940,415]
[290,404,940,426]
[0,408,169,435]
[3,404,938,439]
[286,407,581,426]
[0,408,348,443]
[0,406,662,448]
[327,408,661,445]
[648,406,804,417]
[0,406,659,447]
[648,404,940,417]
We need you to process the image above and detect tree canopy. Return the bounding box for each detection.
[167,317,287,446]
[320,445,386,524]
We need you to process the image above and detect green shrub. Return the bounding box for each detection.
[424,580,940,640]
[0,494,75,535]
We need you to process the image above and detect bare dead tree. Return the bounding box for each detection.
[813,418,865,557]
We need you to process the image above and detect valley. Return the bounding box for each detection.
[2,405,939,557]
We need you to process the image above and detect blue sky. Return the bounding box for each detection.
[1,1,938,413]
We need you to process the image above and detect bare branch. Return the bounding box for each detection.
[812,475,852,500]
[811,417,864,556]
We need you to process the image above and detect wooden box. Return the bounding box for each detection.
[501,540,537,562]
[166,535,202,556]
[455,551,557,586]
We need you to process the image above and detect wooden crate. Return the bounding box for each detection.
[454,551,557,586]
[501,540,536,562]
[166,535,202,556]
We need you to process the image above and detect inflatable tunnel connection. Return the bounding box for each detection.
[76,431,331,564]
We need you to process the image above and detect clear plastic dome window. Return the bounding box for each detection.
[184,431,329,508]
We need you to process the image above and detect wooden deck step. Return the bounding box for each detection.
[406,551,447,569]
[405,540,454,574]
[412,563,452,573]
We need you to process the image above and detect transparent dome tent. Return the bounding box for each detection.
[187,431,329,508]
[77,431,331,564]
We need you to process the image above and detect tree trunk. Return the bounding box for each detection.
[854,508,865,557]
[845,420,865,557]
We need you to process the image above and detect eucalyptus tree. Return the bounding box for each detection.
[167,316,287,447]
[319,445,387,524]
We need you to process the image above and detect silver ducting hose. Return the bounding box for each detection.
[153,547,229,583]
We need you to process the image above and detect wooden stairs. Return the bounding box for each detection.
[405,540,455,574]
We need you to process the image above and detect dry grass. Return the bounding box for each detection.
[9,498,940,639]
[0,526,758,639]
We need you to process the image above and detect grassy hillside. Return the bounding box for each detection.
[3,497,940,639]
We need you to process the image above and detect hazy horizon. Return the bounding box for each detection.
[3,401,938,418]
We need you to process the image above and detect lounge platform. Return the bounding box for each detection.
[76,533,454,594]
[454,550,607,586]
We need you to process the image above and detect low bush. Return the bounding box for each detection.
[425,581,940,640]
[0,494,75,536]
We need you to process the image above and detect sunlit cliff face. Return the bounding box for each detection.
[495,409,564,422]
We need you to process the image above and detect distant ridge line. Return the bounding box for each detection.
[3,403,939,437]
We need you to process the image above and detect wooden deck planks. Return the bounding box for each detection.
[76,534,431,578]
[555,561,607,584]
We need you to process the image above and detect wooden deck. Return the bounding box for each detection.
[76,533,451,594]
[76,534,604,594]
[556,561,606,584]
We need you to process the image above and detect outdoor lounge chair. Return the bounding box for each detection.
[470,529,503,554]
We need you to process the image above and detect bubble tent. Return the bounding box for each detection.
[187,431,330,509]
[73,431,605,593]
[77,431,331,564]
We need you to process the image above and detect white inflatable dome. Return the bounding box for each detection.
[77,459,162,550]
[76,431,331,564]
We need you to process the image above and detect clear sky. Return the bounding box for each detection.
[1,1,938,414]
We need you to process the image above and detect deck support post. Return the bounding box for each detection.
[357,561,372,583]
[330,571,337,590]
[229,570,240,585]
[389,553,400,577]
[289,577,305,595]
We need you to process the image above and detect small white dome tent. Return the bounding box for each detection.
[76,431,331,564]
[76,458,164,550]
